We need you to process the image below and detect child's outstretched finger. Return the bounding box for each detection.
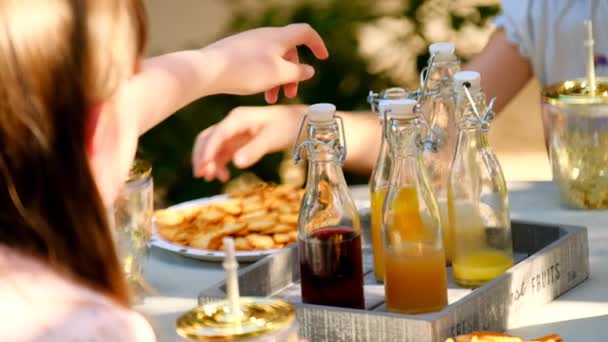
[280,23,329,60]
[192,127,214,177]
[284,82,298,98]
[283,48,300,98]
[265,87,280,104]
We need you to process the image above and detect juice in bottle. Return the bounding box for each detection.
[299,226,365,309]
[452,248,513,286]
[386,187,433,242]
[385,243,447,314]
[372,187,432,282]
[448,199,512,285]
[370,189,387,281]
[382,99,448,314]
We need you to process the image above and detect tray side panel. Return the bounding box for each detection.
[297,306,435,342]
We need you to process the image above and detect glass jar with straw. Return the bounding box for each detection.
[176,237,299,342]
[543,20,608,209]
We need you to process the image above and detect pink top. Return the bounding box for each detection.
[0,245,156,341]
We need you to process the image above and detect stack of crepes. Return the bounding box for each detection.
[154,183,303,251]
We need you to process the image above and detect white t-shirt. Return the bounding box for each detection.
[495,0,608,87]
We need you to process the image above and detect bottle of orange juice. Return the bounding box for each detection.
[382,99,447,314]
[448,71,513,288]
[368,88,409,283]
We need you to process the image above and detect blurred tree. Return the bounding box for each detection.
[139,0,499,206]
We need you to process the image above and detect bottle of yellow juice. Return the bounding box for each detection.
[448,71,513,288]
[382,99,448,314]
[368,88,409,282]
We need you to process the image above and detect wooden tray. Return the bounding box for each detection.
[198,212,589,342]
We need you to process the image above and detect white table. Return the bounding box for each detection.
[137,181,608,341]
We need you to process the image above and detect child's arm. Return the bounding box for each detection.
[118,24,329,134]
[191,105,380,182]
[463,28,533,112]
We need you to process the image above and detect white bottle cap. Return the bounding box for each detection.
[429,42,455,62]
[454,70,481,93]
[385,99,418,118]
[377,99,390,117]
[429,42,455,56]
[307,103,336,123]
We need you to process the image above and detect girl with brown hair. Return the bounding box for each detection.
[0,0,328,340]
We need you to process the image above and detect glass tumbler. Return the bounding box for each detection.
[113,159,154,297]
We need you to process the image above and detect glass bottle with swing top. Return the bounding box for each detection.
[368,87,410,282]
[419,42,461,263]
[292,103,365,309]
[381,99,447,314]
[448,71,513,288]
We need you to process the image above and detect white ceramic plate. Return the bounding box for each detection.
[150,195,286,263]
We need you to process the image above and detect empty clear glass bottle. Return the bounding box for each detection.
[368,87,409,282]
[293,103,364,309]
[448,71,513,288]
[382,99,447,314]
[420,43,461,263]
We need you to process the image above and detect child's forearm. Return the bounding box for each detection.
[340,111,381,174]
[127,47,226,135]
[463,29,533,113]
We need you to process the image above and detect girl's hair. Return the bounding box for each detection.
[0,0,147,305]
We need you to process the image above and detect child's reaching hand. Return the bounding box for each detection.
[131,23,328,134]
[192,105,306,182]
[203,23,329,103]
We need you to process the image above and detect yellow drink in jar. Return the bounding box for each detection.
[453,249,513,287]
[372,187,436,281]
[437,199,451,264]
[385,243,448,314]
[387,187,433,242]
[448,199,513,287]
[370,189,387,282]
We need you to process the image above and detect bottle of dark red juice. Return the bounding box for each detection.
[292,103,365,310]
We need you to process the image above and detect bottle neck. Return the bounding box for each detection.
[427,59,460,91]
[455,127,487,150]
[305,122,342,162]
[305,121,348,186]
[455,91,486,130]
[387,117,420,158]
[377,116,388,155]
[307,157,347,186]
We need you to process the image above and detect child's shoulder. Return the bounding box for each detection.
[0,245,155,342]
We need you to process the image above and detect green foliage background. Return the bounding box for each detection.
[139,0,500,206]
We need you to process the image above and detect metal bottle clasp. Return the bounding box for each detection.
[462,84,496,132]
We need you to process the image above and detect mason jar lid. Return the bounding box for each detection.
[543,78,608,106]
[176,297,296,341]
